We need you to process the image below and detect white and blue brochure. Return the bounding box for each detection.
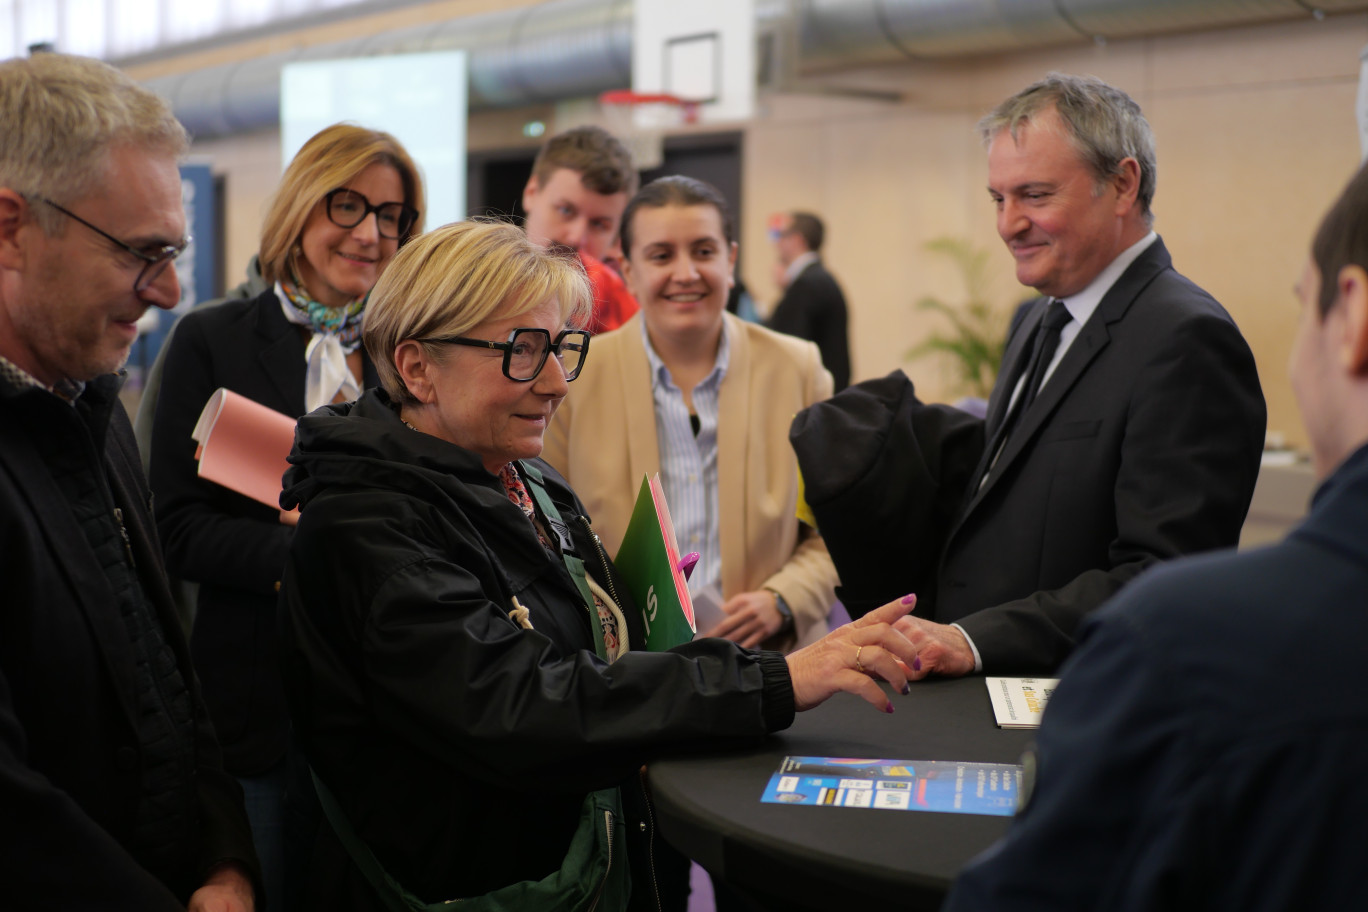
[761,756,1022,817]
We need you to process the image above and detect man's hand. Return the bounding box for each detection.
[704,590,783,648]
[895,615,976,679]
[187,862,255,912]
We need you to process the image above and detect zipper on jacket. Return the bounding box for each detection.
[577,515,624,619]
[637,767,664,912]
[581,514,662,910]
[588,807,615,912]
[112,507,136,570]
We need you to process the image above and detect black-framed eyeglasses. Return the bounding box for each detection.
[324,188,418,240]
[421,328,591,382]
[36,197,189,293]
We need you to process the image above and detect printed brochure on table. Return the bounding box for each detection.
[761,756,1022,817]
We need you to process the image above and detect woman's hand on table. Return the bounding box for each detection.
[785,595,919,713]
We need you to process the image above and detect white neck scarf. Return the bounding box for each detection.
[277,286,363,412]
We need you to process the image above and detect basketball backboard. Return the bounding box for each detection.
[632,0,755,128]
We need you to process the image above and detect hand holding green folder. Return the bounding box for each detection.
[613,474,697,651]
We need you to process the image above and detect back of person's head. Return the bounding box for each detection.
[978,72,1156,225]
[259,123,426,286]
[786,212,825,253]
[364,220,592,403]
[619,175,734,257]
[0,53,187,234]
[531,126,638,198]
[1312,162,1368,317]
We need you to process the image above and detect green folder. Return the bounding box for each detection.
[614,474,696,651]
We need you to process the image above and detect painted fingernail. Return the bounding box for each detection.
[900,683,911,695]
[913,656,922,672]
[901,593,916,605]
[884,701,895,714]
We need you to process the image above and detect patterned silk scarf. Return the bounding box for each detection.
[279,260,365,411]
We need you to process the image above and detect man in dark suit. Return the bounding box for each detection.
[0,53,257,908]
[897,73,1265,676]
[945,157,1368,912]
[768,211,852,391]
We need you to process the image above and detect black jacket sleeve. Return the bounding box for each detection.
[283,481,795,794]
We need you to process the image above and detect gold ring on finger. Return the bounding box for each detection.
[854,645,865,674]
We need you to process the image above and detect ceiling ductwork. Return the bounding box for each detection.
[144,0,634,138]
[140,0,1367,139]
[798,0,1368,67]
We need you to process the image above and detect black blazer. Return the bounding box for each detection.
[769,260,852,392]
[148,287,380,773]
[793,238,1265,674]
[942,238,1265,671]
[0,374,257,906]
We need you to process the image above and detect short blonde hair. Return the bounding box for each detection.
[0,53,187,233]
[364,220,593,403]
[259,123,425,286]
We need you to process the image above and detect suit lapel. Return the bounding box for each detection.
[620,319,661,485]
[964,300,1045,489]
[983,301,1045,438]
[251,293,307,413]
[981,316,1109,497]
[715,314,749,598]
[961,239,1173,515]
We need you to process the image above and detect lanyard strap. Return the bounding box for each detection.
[518,461,609,663]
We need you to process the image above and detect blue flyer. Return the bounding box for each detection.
[761,756,1021,817]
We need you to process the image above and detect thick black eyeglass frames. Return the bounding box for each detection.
[324,188,418,240]
[36,197,189,293]
[421,328,591,382]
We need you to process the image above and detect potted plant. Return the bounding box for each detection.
[905,237,1012,401]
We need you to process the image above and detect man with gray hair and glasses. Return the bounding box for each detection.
[0,53,258,909]
[838,73,1265,677]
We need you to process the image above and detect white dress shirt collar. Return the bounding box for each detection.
[1054,231,1158,327]
[783,251,820,287]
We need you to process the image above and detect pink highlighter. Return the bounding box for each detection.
[677,552,700,582]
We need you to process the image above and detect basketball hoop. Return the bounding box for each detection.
[598,90,701,171]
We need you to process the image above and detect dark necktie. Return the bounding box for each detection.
[979,299,1072,484]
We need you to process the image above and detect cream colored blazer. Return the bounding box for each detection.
[541,312,839,650]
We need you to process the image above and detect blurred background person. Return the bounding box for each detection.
[146,123,424,911]
[767,211,851,391]
[521,124,639,332]
[278,219,919,910]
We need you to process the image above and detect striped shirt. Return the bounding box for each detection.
[641,319,731,598]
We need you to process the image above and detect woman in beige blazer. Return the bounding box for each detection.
[542,176,838,651]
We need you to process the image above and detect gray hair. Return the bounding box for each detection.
[978,72,1156,226]
[0,53,188,233]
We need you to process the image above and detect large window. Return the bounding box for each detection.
[0,0,371,61]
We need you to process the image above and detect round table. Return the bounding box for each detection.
[647,676,1035,910]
